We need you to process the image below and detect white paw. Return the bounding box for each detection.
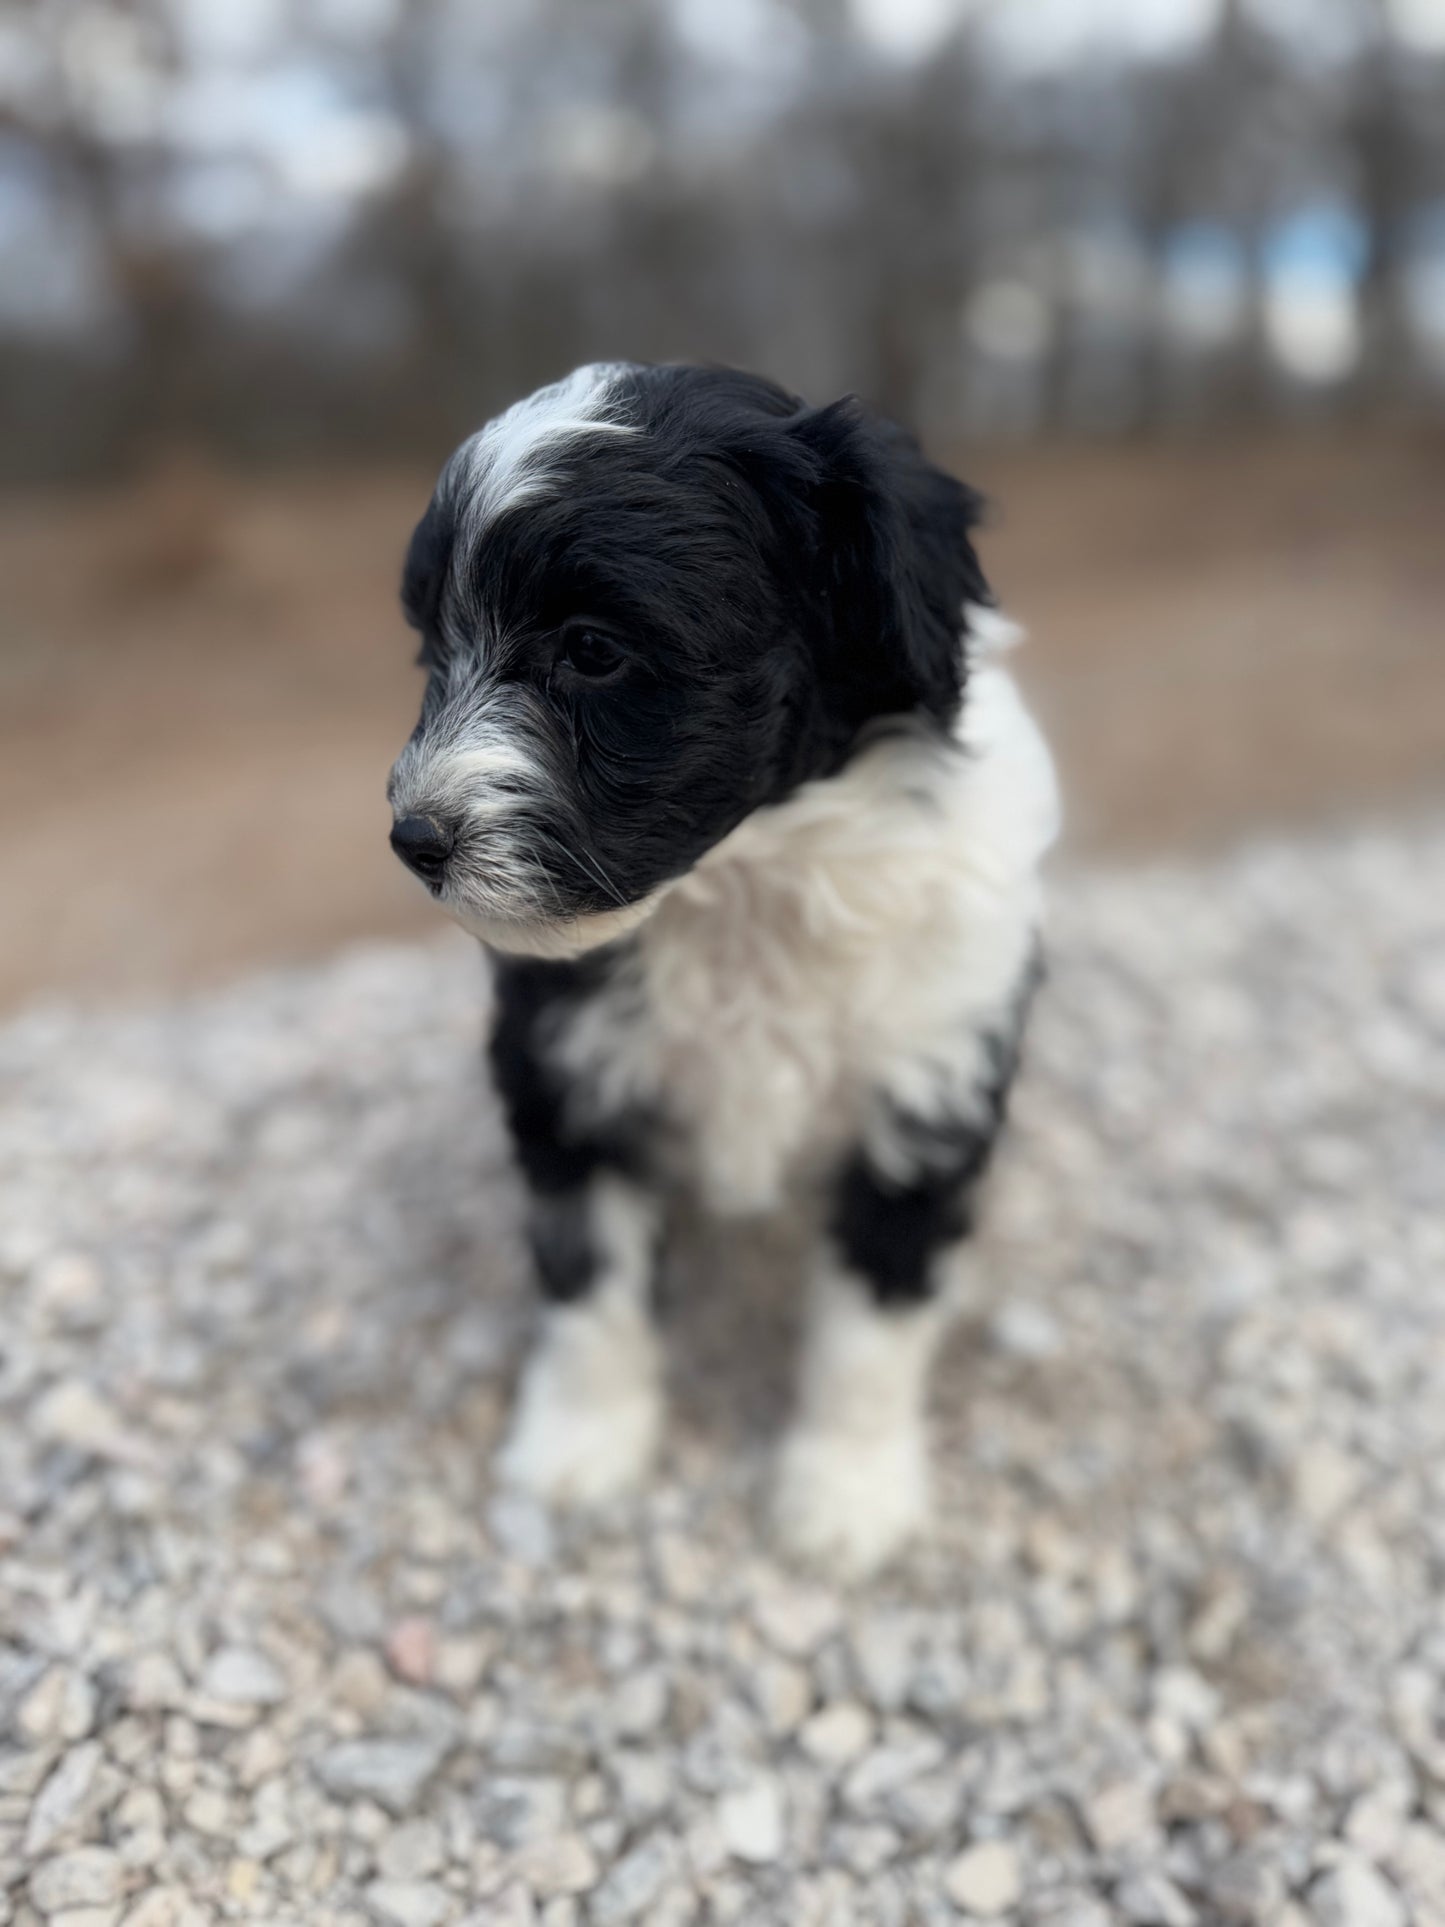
[497,1331,663,1509]
[771,1421,931,1581]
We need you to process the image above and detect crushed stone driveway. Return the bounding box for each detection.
[2,817,1443,1927]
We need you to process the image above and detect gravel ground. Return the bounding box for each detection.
[2,816,1443,1927]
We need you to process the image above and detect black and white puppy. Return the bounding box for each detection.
[387,362,1058,1577]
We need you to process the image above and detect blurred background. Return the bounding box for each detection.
[3,0,1444,1011]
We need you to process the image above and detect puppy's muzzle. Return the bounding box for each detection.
[390,812,455,884]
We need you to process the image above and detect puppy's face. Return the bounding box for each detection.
[387,361,986,957]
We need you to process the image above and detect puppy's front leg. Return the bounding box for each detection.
[774,1023,1029,1578]
[773,1254,953,1581]
[499,1172,664,1506]
[489,961,664,1508]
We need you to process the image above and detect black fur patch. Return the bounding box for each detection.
[489,949,653,1303]
[527,1191,596,1305]
[831,954,1042,1305]
[489,953,627,1194]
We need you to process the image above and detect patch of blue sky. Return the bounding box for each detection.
[1263,205,1370,289]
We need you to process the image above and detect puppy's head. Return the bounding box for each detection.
[387,361,988,957]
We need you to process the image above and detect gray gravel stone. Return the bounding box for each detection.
[717,1776,785,1864]
[588,1834,677,1923]
[1081,1779,1158,1854]
[510,1833,598,1898]
[942,1840,1022,1916]
[29,1848,124,1913]
[605,1669,670,1742]
[376,1820,445,1881]
[198,1648,286,1707]
[476,1776,568,1849]
[315,1738,450,1815]
[1115,1870,1197,1926]
[363,1879,452,1927]
[798,1701,874,1769]
[1308,1859,1408,1927]
[25,1744,104,1857]
[752,1587,841,1659]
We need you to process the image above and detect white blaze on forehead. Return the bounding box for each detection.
[449,361,638,543]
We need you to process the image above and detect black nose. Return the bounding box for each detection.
[390,813,454,882]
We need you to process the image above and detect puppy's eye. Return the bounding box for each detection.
[559,626,625,681]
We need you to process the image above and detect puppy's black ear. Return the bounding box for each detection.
[786,398,988,731]
[400,496,453,642]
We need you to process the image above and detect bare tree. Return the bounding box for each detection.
[0,0,1440,477]
[1344,0,1424,405]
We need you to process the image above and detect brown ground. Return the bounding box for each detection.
[3,431,1443,1014]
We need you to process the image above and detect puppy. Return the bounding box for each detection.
[387,362,1058,1577]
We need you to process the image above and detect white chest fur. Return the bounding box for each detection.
[550,649,1060,1216]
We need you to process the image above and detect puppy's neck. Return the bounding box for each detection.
[641,722,956,963]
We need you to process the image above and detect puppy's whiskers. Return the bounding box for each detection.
[551,836,629,910]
